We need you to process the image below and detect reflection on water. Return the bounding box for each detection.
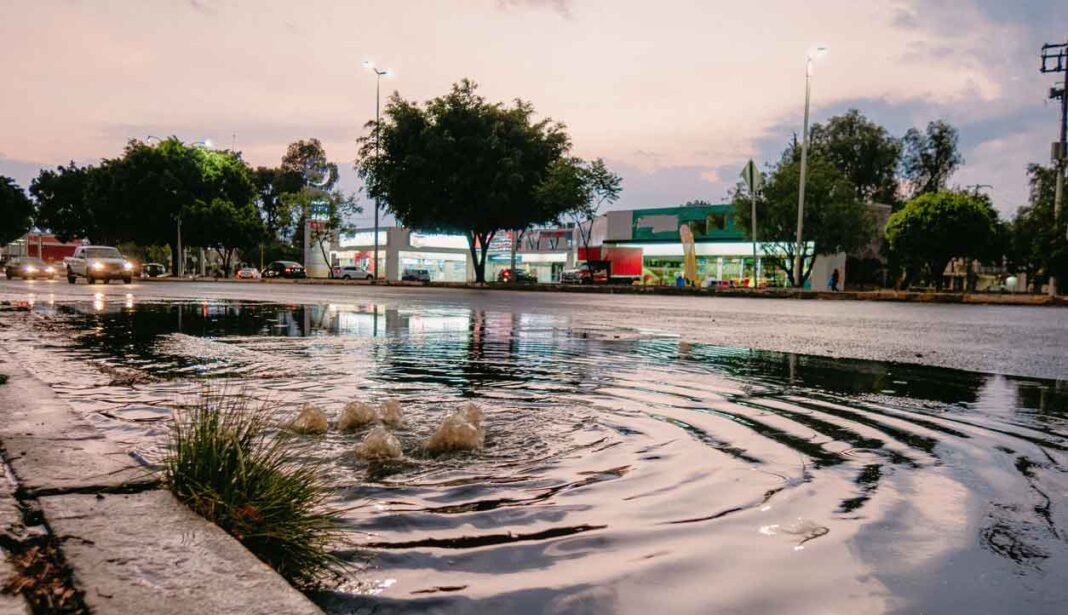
[3,299,1068,615]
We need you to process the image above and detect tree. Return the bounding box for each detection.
[885,191,999,289]
[734,151,874,287]
[810,109,901,204]
[280,139,338,256]
[357,79,572,283]
[1009,165,1067,291]
[0,176,34,246]
[281,139,338,191]
[252,166,303,241]
[901,120,963,198]
[552,158,622,273]
[31,163,95,243]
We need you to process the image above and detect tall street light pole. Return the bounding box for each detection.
[1041,40,1067,296]
[794,46,827,288]
[363,60,391,284]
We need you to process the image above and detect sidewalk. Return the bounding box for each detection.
[0,359,323,614]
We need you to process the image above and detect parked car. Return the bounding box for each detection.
[497,268,537,283]
[333,265,373,281]
[142,263,167,278]
[235,267,261,279]
[560,267,607,284]
[401,269,431,283]
[4,257,57,280]
[64,245,134,284]
[262,261,306,279]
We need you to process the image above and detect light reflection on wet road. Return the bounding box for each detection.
[1,278,1066,378]
[1,281,1067,614]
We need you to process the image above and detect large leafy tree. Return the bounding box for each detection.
[734,149,874,287]
[901,120,963,198]
[181,149,262,275]
[107,138,205,272]
[0,176,34,246]
[252,166,303,241]
[810,109,901,205]
[357,79,572,283]
[31,163,94,242]
[885,191,1000,289]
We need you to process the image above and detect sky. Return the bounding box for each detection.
[2,0,1067,226]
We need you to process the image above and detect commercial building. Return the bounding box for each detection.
[1,233,84,264]
[584,203,845,290]
[327,227,472,282]
[486,228,576,282]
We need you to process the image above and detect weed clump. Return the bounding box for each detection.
[161,392,346,589]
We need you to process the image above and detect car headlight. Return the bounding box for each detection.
[91,262,105,271]
[123,262,133,271]
[24,265,36,273]
[44,266,55,273]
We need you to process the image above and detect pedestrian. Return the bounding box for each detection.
[829,268,840,292]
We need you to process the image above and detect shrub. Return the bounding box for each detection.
[161,391,346,588]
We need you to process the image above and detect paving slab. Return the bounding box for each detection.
[0,367,156,496]
[39,491,323,615]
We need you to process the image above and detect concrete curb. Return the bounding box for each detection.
[141,276,1068,307]
[0,362,324,614]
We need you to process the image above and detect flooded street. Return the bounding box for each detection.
[1,282,1067,614]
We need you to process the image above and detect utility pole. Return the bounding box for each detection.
[1041,40,1067,296]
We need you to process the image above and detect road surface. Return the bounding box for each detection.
[1,278,1065,379]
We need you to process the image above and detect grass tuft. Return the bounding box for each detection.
[161,390,347,589]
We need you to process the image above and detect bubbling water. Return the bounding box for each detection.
[287,404,328,434]
[338,401,377,432]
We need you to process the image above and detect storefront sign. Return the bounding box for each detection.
[409,232,468,250]
[338,231,389,248]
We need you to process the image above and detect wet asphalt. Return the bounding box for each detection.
[1,278,1066,380]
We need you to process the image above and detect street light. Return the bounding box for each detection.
[363,59,392,284]
[794,46,828,288]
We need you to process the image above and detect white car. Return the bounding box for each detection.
[235,267,261,279]
[64,245,134,284]
[333,265,373,281]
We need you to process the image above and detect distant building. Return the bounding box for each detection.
[2,233,84,264]
[584,203,845,290]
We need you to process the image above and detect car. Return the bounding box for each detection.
[333,265,373,281]
[142,263,167,278]
[560,267,607,284]
[262,261,306,279]
[401,269,431,283]
[64,245,134,284]
[4,257,58,280]
[497,268,537,283]
[235,267,261,279]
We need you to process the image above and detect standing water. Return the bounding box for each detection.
[1,298,1066,614]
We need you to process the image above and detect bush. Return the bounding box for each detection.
[161,391,346,588]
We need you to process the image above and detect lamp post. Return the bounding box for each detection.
[363,60,392,284]
[794,46,828,288]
